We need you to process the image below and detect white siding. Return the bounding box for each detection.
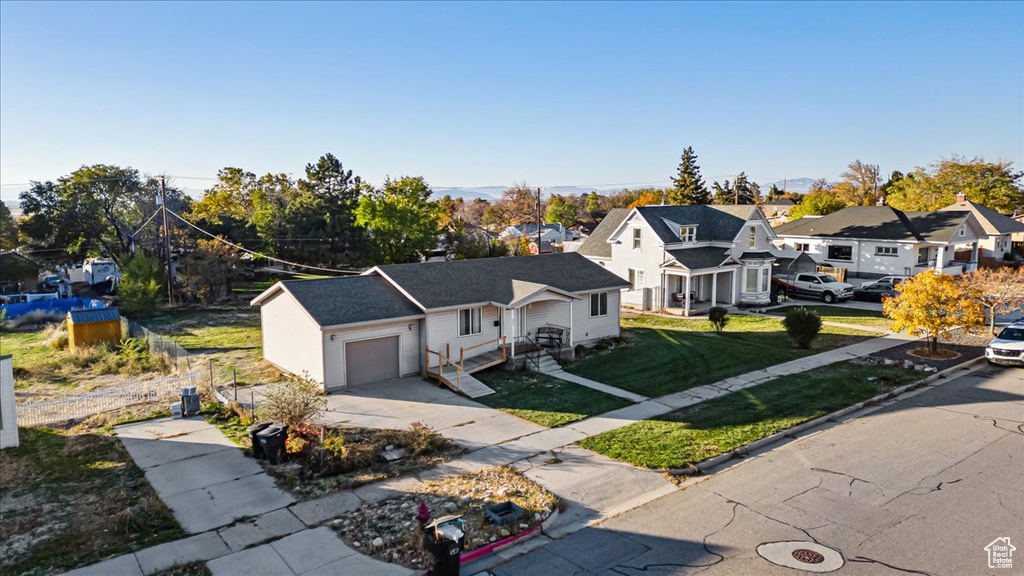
[425,306,502,361]
[523,299,571,337]
[322,320,422,391]
[606,213,672,307]
[571,290,621,344]
[259,291,325,384]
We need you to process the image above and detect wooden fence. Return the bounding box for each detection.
[17,371,197,427]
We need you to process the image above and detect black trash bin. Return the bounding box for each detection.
[257,424,289,465]
[425,516,465,576]
[247,422,272,460]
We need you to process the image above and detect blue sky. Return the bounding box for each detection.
[1,1,1021,201]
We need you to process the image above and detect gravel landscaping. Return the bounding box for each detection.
[330,466,558,570]
[865,329,988,373]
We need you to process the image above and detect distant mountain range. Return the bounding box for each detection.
[3,200,21,217]
[433,178,817,201]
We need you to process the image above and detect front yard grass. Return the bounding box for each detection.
[767,305,892,330]
[473,369,633,428]
[567,315,878,397]
[141,305,284,387]
[577,361,920,469]
[0,428,183,575]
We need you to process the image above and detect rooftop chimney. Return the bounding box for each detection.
[956,192,967,202]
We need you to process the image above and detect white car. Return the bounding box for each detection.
[985,321,1024,366]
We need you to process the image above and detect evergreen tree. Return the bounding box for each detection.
[711,172,760,205]
[668,147,710,205]
[767,183,783,198]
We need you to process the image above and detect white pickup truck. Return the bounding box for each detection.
[772,272,855,304]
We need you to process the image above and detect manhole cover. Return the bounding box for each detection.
[757,541,843,573]
[793,548,826,564]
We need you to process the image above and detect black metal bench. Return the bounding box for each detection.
[535,326,566,348]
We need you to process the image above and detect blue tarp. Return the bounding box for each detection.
[0,297,107,320]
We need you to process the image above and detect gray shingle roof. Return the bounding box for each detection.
[280,275,423,327]
[664,247,732,271]
[577,209,629,259]
[375,252,630,310]
[939,200,1024,235]
[774,206,974,243]
[635,205,758,244]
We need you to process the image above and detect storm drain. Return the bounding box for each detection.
[757,541,843,573]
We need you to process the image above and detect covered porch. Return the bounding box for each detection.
[661,267,738,317]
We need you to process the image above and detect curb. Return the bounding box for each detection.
[663,354,986,477]
[456,509,559,567]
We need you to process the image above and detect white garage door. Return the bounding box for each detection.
[345,336,400,386]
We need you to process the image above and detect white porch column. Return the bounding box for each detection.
[684,274,692,316]
[730,270,737,304]
[711,272,718,307]
[971,242,980,270]
[935,246,945,272]
[510,308,516,357]
[569,300,574,347]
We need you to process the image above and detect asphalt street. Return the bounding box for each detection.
[490,364,1024,576]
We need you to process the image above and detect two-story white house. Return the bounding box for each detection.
[773,206,987,278]
[577,205,779,315]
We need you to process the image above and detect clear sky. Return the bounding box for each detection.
[1,1,1021,200]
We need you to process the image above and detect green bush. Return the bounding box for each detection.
[708,307,729,334]
[783,307,822,349]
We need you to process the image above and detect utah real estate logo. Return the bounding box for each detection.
[985,537,1015,569]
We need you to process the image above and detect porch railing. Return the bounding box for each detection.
[458,335,507,366]
[425,346,463,393]
[513,335,543,371]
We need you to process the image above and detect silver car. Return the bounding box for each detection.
[985,322,1024,366]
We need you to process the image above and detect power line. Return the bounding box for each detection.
[166,208,359,275]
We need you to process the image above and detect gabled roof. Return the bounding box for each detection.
[373,252,628,310]
[251,275,423,327]
[774,206,980,243]
[577,208,629,259]
[939,200,1024,235]
[67,307,121,324]
[664,247,732,271]
[633,205,759,244]
[763,198,796,206]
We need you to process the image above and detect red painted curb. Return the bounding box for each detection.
[460,524,543,565]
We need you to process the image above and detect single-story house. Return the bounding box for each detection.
[577,204,780,315]
[938,195,1024,264]
[252,253,628,395]
[761,198,796,226]
[773,206,987,278]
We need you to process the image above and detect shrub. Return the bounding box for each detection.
[708,307,729,334]
[117,252,165,317]
[257,373,326,428]
[783,307,822,349]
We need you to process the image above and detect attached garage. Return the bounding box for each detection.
[344,336,400,386]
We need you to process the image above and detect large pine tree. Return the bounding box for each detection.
[668,147,711,205]
[712,172,761,205]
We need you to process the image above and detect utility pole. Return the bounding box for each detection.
[734,175,739,206]
[159,177,173,305]
[536,187,542,255]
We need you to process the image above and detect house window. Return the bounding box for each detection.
[875,246,898,257]
[761,268,769,292]
[827,245,853,261]
[959,227,965,237]
[917,247,930,264]
[458,307,481,337]
[590,292,608,317]
[795,243,810,252]
[749,226,756,247]
[629,268,645,291]
[680,226,697,243]
[632,228,642,250]
[745,268,758,292]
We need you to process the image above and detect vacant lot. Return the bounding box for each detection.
[141,305,284,387]
[0,428,183,575]
[577,361,920,469]
[1,321,170,402]
[567,315,878,397]
[474,369,634,428]
[767,305,892,330]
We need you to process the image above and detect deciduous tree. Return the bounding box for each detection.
[627,189,664,209]
[788,188,847,219]
[885,157,1024,213]
[545,194,579,227]
[355,176,441,264]
[963,267,1024,334]
[883,270,983,354]
[840,160,881,206]
[178,239,242,304]
[669,147,710,205]
[0,202,18,249]
[584,191,603,218]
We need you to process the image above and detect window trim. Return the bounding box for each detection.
[628,268,645,291]
[632,227,642,250]
[827,244,853,262]
[745,268,759,292]
[875,245,898,257]
[590,292,609,317]
[457,307,482,337]
[749,225,756,247]
[680,226,697,244]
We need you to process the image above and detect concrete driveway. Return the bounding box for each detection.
[317,377,545,450]
[491,364,1024,576]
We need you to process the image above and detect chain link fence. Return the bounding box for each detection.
[122,319,193,374]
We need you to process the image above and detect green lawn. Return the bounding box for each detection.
[767,305,892,330]
[567,316,878,398]
[474,369,633,428]
[577,362,920,469]
[141,306,283,386]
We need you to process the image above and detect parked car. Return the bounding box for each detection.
[772,272,855,304]
[853,283,899,303]
[985,321,1024,366]
[860,275,908,288]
